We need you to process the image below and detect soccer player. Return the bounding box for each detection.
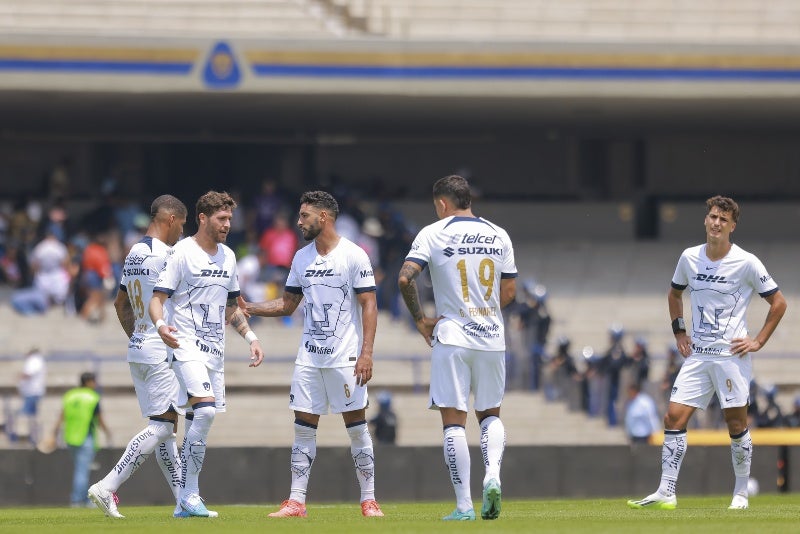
[88,194,188,519]
[627,195,787,511]
[150,190,264,518]
[241,190,383,518]
[398,175,518,521]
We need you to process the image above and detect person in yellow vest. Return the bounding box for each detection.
[53,372,112,507]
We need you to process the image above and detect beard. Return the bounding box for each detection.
[302,225,320,241]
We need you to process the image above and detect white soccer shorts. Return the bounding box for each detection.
[172,359,226,412]
[129,360,183,417]
[428,341,505,413]
[670,355,752,410]
[289,364,367,415]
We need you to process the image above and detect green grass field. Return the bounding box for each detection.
[1,496,798,534]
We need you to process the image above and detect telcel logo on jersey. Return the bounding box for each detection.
[304,340,335,355]
[200,269,229,278]
[127,255,147,266]
[692,273,729,284]
[449,232,502,256]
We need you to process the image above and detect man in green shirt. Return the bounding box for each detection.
[53,372,111,507]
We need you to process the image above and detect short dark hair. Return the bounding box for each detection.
[706,195,739,223]
[80,372,96,387]
[151,194,187,220]
[300,191,339,220]
[196,191,237,225]
[433,175,471,210]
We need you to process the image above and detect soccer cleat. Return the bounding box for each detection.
[481,478,502,520]
[87,483,124,518]
[179,493,211,517]
[728,494,749,510]
[361,499,384,517]
[268,499,307,517]
[174,509,219,518]
[442,508,476,521]
[627,492,677,510]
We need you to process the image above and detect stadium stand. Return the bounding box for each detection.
[0,0,350,37]
[342,0,800,42]
[3,0,800,42]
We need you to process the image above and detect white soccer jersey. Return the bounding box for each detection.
[119,236,173,364]
[671,243,779,359]
[154,236,240,372]
[405,215,517,351]
[285,237,376,368]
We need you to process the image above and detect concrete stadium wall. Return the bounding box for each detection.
[1,445,795,506]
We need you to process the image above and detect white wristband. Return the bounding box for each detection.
[245,331,258,344]
[155,319,167,330]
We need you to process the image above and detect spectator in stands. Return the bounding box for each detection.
[10,228,72,315]
[377,203,416,322]
[784,396,800,428]
[517,281,551,391]
[543,336,579,404]
[623,383,660,445]
[628,195,787,512]
[369,391,398,445]
[627,337,650,388]
[13,347,47,444]
[7,196,39,287]
[755,384,785,428]
[77,231,115,323]
[258,210,298,286]
[660,346,682,413]
[52,372,112,508]
[398,175,516,521]
[253,178,285,236]
[242,190,383,518]
[600,324,629,427]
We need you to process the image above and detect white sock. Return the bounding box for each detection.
[731,428,752,497]
[480,416,505,486]
[178,414,193,503]
[347,421,376,502]
[657,429,687,497]
[443,425,472,512]
[289,421,317,504]
[180,404,215,499]
[102,419,173,492]
[156,433,182,504]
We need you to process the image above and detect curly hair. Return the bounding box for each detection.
[300,190,339,220]
[706,195,739,223]
[196,191,237,225]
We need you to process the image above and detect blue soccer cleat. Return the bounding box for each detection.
[442,508,476,521]
[178,494,215,517]
[481,478,502,519]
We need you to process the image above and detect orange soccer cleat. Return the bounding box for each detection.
[361,499,384,517]
[268,499,307,517]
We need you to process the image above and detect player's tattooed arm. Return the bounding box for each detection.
[226,296,252,338]
[398,262,424,322]
[245,291,303,317]
[113,289,135,339]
